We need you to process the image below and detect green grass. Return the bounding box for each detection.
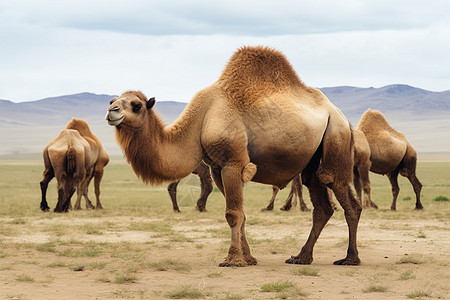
[166,285,205,299]
[433,195,449,202]
[15,273,35,282]
[362,285,388,293]
[291,266,320,276]
[260,280,294,292]
[115,274,138,284]
[396,255,425,265]
[399,269,415,280]
[149,258,191,272]
[406,290,431,298]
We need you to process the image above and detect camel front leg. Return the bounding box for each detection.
[167,181,181,212]
[92,168,103,209]
[219,164,256,267]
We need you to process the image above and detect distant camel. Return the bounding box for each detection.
[106,46,360,266]
[356,109,423,210]
[40,119,109,212]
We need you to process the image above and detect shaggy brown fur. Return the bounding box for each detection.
[218,46,308,108]
[106,46,361,266]
[357,109,423,210]
[40,119,109,212]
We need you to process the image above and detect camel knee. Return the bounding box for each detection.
[225,210,244,228]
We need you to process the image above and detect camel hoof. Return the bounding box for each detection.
[333,257,360,266]
[285,256,312,265]
[245,256,258,265]
[95,205,103,210]
[390,206,396,211]
[219,261,246,267]
[415,205,424,210]
[262,207,273,211]
[280,206,291,211]
[173,209,182,213]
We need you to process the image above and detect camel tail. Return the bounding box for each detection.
[66,147,77,176]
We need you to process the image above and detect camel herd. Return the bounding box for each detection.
[42,46,422,267]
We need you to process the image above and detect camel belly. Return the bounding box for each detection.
[247,128,324,188]
[242,102,327,187]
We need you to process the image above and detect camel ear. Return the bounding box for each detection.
[146,97,155,109]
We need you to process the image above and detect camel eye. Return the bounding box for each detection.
[132,102,143,113]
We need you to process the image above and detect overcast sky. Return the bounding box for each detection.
[1,0,450,103]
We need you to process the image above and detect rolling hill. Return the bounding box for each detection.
[0,84,449,155]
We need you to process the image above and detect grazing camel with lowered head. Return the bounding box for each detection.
[40,118,109,212]
[356,109,423,210]
[106,46,361,266]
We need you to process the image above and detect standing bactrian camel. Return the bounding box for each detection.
[106,46,361,266]
[40,118,109,212]
[356,109,423,210]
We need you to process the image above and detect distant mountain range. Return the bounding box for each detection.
[1,84,449,155]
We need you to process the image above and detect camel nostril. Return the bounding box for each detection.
[109,106,120,112]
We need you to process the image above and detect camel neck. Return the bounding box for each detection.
[118,98,206,185]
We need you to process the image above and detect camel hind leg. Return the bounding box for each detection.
[290,174,310,212]
[286,150,333,264]
[387,169,400,211]
[399,151,423,210]
[263,186,279,211]
[406,173,423,210]
[92,167,104,210]
[317,123,361,265]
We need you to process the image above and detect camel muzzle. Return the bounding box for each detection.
[105,109,124,126]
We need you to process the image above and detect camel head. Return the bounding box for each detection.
[106,91,155,129]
